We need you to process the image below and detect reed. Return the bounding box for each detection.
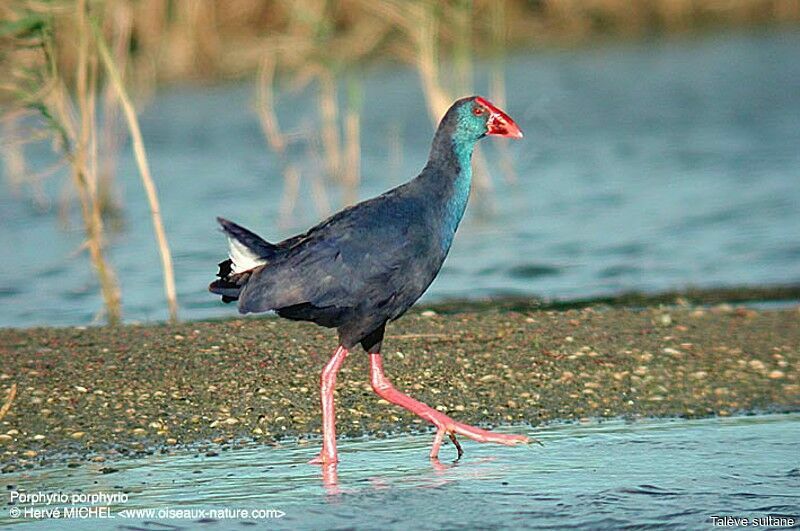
[342,75,362,206]
[73,0,123,324]
[1,110,31,199]
[255,51,304,225]
[95,21,179,323]
[0,1,178,324]
[489,0,517,184]
[1,2,122,323]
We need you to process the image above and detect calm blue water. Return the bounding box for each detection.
[3,414,799,529]
[2,31,800,327]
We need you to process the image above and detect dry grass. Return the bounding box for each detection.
[5,0,796,87]
[95,23,178,322]
[0,0,178,324]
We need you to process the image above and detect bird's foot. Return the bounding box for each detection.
[308,450,338,465]
[427,410,531,459]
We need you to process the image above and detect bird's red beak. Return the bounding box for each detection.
[476,96,523,139]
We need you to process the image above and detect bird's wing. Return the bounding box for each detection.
[238,194,429,316]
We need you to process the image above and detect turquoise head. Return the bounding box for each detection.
[449,95,523,144]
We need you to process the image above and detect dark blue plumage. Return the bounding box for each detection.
[210,96,521,351]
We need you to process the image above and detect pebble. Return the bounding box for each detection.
[0,305,796,470]
[70,432,86,439]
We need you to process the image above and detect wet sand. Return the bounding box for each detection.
[0,303,798,471]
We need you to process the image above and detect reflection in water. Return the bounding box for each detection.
[317,445,466,496]
[3,414,797,529]
[320,463,340,496]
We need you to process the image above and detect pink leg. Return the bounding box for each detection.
[369,353,529,459]
[309,345,349,465]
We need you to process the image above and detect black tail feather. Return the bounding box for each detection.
[210,218,277,304]
[217,217,278,259]
[209,259,259,303]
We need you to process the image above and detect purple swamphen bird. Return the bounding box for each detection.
[210,96,528,464]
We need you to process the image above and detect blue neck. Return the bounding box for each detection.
[438,139,474,252]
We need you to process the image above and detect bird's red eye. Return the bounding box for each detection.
[473,106,484,116]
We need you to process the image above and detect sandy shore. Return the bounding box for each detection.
[0,302,798,471]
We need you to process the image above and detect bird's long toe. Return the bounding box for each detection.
[427,410,530,457]
[309,452,338,465]
[451,421,531,446]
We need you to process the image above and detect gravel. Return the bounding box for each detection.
[0,303,797,470]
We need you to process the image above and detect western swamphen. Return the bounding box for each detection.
[210,96,529,464]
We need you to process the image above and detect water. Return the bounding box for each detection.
[3,414,798,529]
[2,31,800,327]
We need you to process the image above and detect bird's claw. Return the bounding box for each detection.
[428,413,532,460]
[448,431,464,460]
[429,428,463,461]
